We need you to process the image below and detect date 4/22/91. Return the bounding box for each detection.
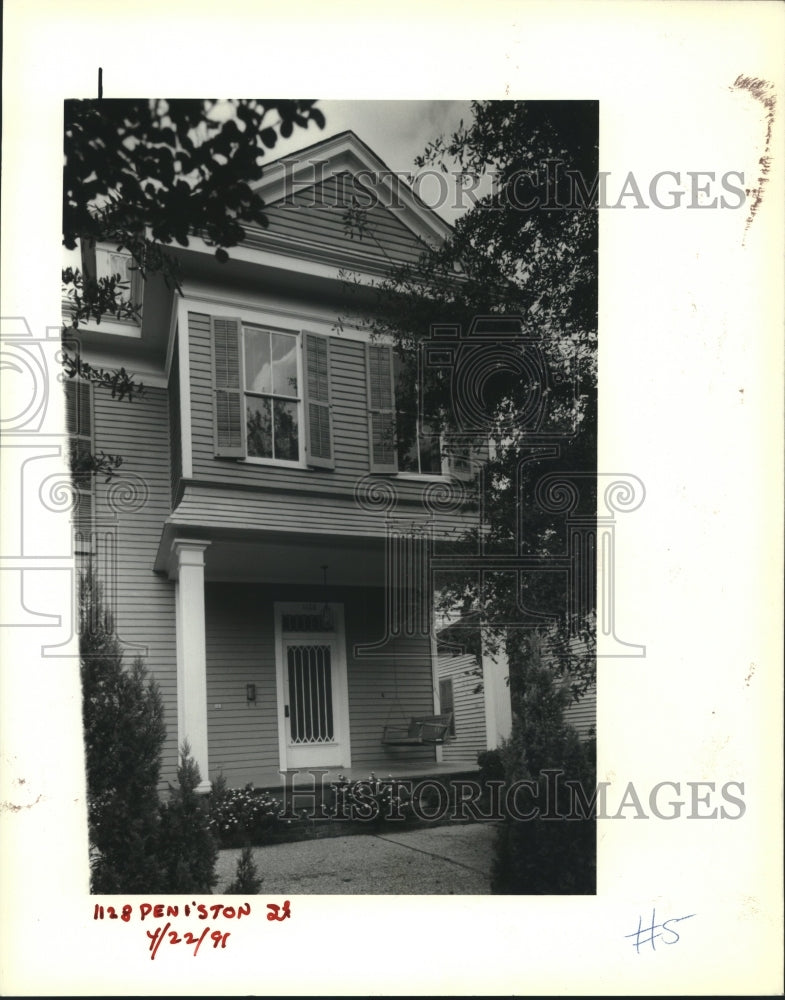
[92,901,292,960]
[146,903,291,960]
[145,903,291,959]
[147,923,230,959]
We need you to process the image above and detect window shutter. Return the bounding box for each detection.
[64,378,76,435]
[63,378,94,557]
[303,332,334,469]
[64,377,91,438]
[211,316,246,458]
[366,343,398,473]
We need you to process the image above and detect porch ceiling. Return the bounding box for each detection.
[156,523,386,586]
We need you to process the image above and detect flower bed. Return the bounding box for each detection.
[208,771,480,848]
[208,780,285,848]
[330,773,415,826]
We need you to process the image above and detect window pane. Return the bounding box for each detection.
[397,419,441,474]
[418,421,442,473]
[246,398,272,457]
[245,328,272,393]
[272,332,298,398]
[273,399,299,461]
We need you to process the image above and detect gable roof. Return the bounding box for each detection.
[244,130,453,271]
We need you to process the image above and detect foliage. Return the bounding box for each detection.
[80,571,220,892]
[208,777,283,847]
[491,631,596,895]
[157,742,218,893]
[64,99,323,256]
[61,342,145,405]
[339,105,599,893]
[79,568,167,893]
[330,773,414,825]
[63,98,324,328]
[225,845,264,895]
[343,99,598,695]
[61,98,325,429]
[477,748,505,785]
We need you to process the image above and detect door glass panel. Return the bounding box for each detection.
[287,644,334,744]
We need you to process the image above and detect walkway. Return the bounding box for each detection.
[215,821,498,894]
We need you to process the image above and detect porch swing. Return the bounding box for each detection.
[380,647,453,746]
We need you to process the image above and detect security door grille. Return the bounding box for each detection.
[286,644,335,744]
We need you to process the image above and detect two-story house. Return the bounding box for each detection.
[65,130,513,792]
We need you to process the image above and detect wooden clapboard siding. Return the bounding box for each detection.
[168,335,182,506]
[256,172,431,267]
[185,311,478,523]
[205,584,278,786]
[92,384,179,786]
[564,687,597,741]
[345,588,435,767]
[438,654,487,763]
[172,483,460,539]
[202,583,436,786]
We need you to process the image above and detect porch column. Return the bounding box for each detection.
[482,631,512,750]
[171,539,211,793]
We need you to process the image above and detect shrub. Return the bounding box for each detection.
[80,570,167,893]
[491,631,596,896]
[80,570,220,893]
[208,779,284,847]
[225,845,263,894]
[477,748,505,784]
[157,743,218,893]
[330,773,414,825]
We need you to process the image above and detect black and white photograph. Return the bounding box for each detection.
[1,2,783,995]
[61,96,598,899]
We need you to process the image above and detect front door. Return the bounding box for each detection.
[275,603,350,770]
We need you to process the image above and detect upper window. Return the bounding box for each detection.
[366,343,472,479]
[208,315,474,478]
[81,244,143,322]
[393,355,442,475]
[244,327,300,462]
[211,316,333,469]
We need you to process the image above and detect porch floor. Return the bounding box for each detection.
[249,758,480,791]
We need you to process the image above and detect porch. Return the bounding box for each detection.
[155,523,510,791]
[248,758,481,792]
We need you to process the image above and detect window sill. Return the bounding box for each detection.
[394,471,452,481]
[240,456,307,470]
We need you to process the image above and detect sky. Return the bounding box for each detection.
[256,99,477,225]
[62,99,477,275]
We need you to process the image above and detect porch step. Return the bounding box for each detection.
[249,759,480,797]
